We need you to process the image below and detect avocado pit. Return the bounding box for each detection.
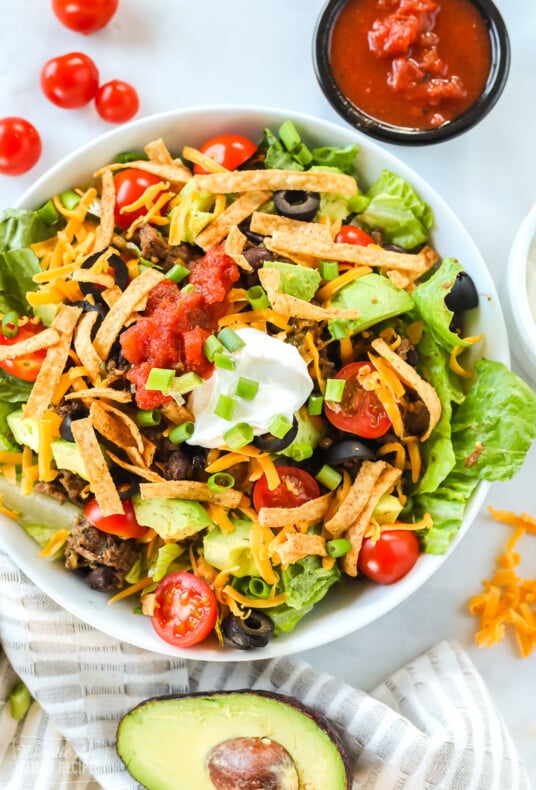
[206,736,299,790]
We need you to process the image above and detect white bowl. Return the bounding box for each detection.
[502,204,536,387]
[0,106,510,661]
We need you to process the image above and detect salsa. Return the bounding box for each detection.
[329,0,492,130]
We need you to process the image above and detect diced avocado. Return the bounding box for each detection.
[7,409,39,452]
[280,407,325,461]
[203,518,258,578]
[132,493,212,541]
[32,302,60,326]
[51,440,90,481]
[264,260,321,301]
[117,690,350,790]
[372,494,403,524]
[328,272,414,339]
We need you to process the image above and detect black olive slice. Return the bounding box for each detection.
[238,217,265,245]
[222,611,274,650]
[273,190,320,222]
[79,251,129,302]
[59,406,89,442]
[444,271,479,312]
[253,417,298,453]
[321,438,376,465]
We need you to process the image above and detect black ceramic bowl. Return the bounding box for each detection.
[313,0,511,145]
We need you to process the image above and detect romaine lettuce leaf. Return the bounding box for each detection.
[311,144,358,174]
[0,209,52,252]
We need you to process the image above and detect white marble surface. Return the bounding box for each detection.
[1,0,535,783]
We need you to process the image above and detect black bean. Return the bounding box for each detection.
[165,449,191,480]
[87,565,119,592]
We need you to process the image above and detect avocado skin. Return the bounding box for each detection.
[116,689,352,789]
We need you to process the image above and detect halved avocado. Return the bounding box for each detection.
[117,690,351,789]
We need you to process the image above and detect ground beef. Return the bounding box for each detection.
[138,224,201,272]
[34,470,89,507]
[64,515,138,588]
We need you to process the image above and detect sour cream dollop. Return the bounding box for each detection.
[187,328,313,449]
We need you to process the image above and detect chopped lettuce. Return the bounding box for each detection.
[311,144,359,174]
[0,209,52,252]
[260,122,358,176]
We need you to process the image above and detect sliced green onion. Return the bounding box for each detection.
[136,409,161,428]
[203,334,224,362]
[319,260,339,281]
[326,538,352,558]
[169,371,202,395]
[207,472,235,493]
[213,352,236,371]
[223,422,254,450]
[279,119,302,152]
[60,189,81,210]
[9,680,31,721]
[325,378,345,403]
[145,367,175,392]
[165,263,189,283]
[268,414,292,439]
[316,464,343,491]
[37,199,60,226]
[246,285,270,310]
[236,376,259,400]
[132,605,143,614]
[307,393,324,416]
[247,577,271,598]
[218,327,245,353]
[288,442,313,462]
[181,283,195,294]
[1,311,19,338]
[168,421,194,444]
[115,150,149,164]
[215,394,237,421]
[294,142,313,166]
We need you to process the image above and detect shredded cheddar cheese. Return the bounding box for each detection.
[39,529,70,558]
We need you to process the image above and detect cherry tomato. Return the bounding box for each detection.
[40,52,99,109]
[253,465,320,512]
[113,168,165,230]
[193,134,257,175]
[324,361,392,439]
[95,80,139,124]
[151,571,218,648]
[83,497,147,539]
[357,530,420,584]
[334,225,375,246]
[0,117,41,176]
[0,321,47,381]
[51,0,119,34]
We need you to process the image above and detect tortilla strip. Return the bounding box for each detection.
[250,212,334,239]
[0,327,59,361]
[371,337,441,441]
[71,418,124,517]
[66,387,131,403]
[106,449,166,482]
[23,305,82,421]
[195,190,271,251]
[139,480,242,508]
[145,138,175,166]
[91,400,145,454]
[386,248,438,289]
[192,169,358,196]
[93,268,164,359]
[258,268,360,321]
[258,492,333,529]
[274,533,328,567]
[71,269,116,289]
[73,311,102,383]
[342,465,402,577]
[264,243,318,268]
[224,224,253,272]
[324,460,388,538]
[94,160,191,184]
[93,169,115,253]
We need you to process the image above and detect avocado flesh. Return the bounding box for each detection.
[117,691,349,790]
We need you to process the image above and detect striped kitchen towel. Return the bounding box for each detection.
[0,550,530,789]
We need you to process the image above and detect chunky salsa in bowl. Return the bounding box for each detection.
[0,106,533,661]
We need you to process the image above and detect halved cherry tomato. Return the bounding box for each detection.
[0,117,41,176]
[113,168,165,230]
[193,134,257,175]
[357,529,420,584]
[40,52,99,109]
[83,497,148,539]
[334,225,374,246]
[151,571,218,648]
[324,361,391,439]
[95,80,139,124]
[0,321,47,381]
[51,0,119,35]
[253,465,320,512]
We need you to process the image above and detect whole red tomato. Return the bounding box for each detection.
[151,571,218,648]
[51,0,119,34]
[95,80,139,124]
[357,530,420,584]
[0,118,41,176]
[40,52,99,109]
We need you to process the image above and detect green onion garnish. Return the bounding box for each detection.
[247,577,271,598]
[319,260,339,281]
[9,680,31,721]
[207,472,235,493]
[268,414,292,439]
[316,464,343,491]
[136,409,161,428]
[213,352,236,371]
[37,199,60,226]
[246,285,270,310]
[294,143,313,166]
[288,442,313,462]
[325,378,345,403]
[236,376,259,400]
[223,422,254,450]
[326,538,352,558]
[1,311,19,339]
[307,393,324,416]
[218,327,245,353]
[279,119,302,152]
[203,334,224,362]
[169,371,203,395]
[60,189,81,210]
[165,263,190,283]
[215,394,237,421]
[181,283,195,294]
[115,150,149,164]
[145,367,175,392]
[168,422,194,444]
